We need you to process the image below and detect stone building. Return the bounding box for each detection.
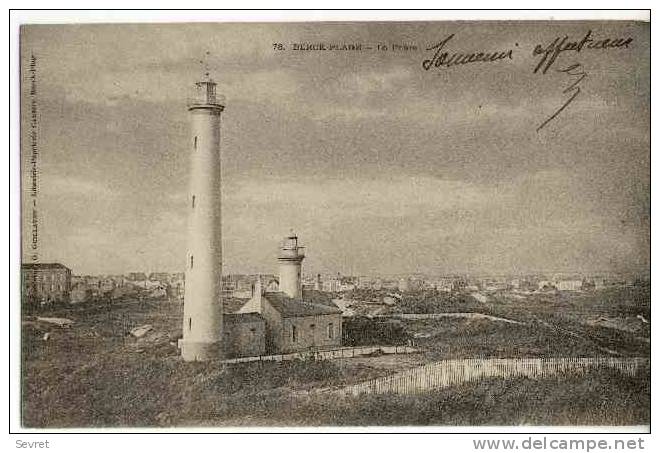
[223,312,266,358]
[238,280,342,354]
[237,234,342,354]
[21,263,72,306]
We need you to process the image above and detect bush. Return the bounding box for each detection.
[342,317,410,346]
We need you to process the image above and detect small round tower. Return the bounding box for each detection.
[278,232,305,299]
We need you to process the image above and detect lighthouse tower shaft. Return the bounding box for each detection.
[278,234,305,299]
[180,80,224,361]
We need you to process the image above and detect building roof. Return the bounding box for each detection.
[21,263,70,271]
[301,289,336,308]
[264,292,342,317]
[223,312,265,324]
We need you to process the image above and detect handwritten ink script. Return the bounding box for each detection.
[537,63,588,132]
[532,30,632,130]
[532,30,633,74]
[419,30,633,131]
[422,34,516,71]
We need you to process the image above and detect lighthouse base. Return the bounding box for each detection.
[178,339,223,362]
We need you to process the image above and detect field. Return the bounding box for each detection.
[382,285,650,360]
[21,284,650,427]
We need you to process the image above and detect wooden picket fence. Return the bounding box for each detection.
[329,357,649,397]
[221,345,417,364]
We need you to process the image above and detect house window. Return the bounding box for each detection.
[327,323,334,339]
[190,255,194,269]
[310,324,315,329]
[292,325,297,342]
[192,195,195,208]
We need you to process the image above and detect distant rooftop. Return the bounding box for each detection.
[22,263,70,270]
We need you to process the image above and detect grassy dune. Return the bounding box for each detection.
[21,285,651,427]
[23,352,649,427]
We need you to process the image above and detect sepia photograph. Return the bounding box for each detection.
[16,13,650,432]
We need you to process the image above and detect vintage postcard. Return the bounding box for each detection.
[18,17,650,430]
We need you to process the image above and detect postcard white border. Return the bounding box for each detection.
[5,6,655,452]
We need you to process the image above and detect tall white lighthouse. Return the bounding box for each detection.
[278,232,305,299]
[180,78,225,361]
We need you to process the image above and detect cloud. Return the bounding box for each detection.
[20,22,649,275]
[337,66,413,94]
[227,175,494,219]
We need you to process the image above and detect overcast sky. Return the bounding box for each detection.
[20,21,649,276]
